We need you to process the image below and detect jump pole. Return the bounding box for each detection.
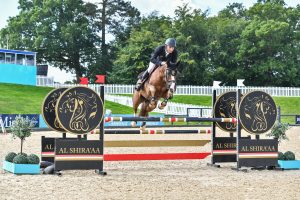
[104,152,211,161]
[91,129,211,134]
[105,117,237,123]
[104,139,211,147]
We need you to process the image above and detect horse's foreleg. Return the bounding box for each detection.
[168,79,176,99]
[158,98,168,110]
[140,112,149,130]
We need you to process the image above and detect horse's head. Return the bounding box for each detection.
[164,60,180,81]
[167,60,180,70]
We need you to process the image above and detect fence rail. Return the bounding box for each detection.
[36,76,300,96]
[36,76,54,86]
[37,82,300,97]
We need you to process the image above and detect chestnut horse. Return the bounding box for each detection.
[132,61,179,128]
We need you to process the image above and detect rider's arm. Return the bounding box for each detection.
[150,46,164,65]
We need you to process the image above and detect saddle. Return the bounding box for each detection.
[137,65,177,90]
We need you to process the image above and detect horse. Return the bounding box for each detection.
[132,61,179,128]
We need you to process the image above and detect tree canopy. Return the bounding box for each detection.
[1,0,300,86]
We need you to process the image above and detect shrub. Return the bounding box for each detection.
[13,154,28,164]
[17,152,27,157]
[27,154,40,164]
[284,151,295,160]
[278,152,285,160]
[267,122,289,143]
[5,152,17,162]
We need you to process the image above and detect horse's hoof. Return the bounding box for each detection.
[131,121,137,127]
[150,101,156,106]
[158,106,165,110]
[158,104,166,110]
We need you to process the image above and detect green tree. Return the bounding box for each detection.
[10,115,34,154]
[108,13,173,83]
[1,0,99,82]
[236,1,300,86]
[173,4,210,85]
[86,0,141,82]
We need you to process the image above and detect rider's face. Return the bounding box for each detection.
[165,45,175,54]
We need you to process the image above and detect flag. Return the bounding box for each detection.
[95,75,105,84]
[80,77,89,85]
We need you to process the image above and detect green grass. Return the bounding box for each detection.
[0,83,299,124]
[273,97,300,124]
[0,83,53,114]
[171,95,212,106]
[105,101,134,114]
[0,83,135,114]
[119,93,300,124]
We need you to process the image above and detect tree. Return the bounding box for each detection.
[235,1,300,86]
[1,0,99,82]
[173,4,210,85]
[10,115,34,154]
[108,13,173,84]
[86,0,141,82]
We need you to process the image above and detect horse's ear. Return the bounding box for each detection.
[176,60,181,66]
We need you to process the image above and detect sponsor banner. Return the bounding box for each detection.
[212,137,237,163]
[238,139,278,167]
[54,139,103,170]
[295,115,300,124]
[0,114,39,128]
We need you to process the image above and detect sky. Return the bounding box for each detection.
[0,0,299,83]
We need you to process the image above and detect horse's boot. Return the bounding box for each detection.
[135,71,149,91]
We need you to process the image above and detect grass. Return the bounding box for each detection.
[0,83,137,115]
[273,97,300,124]
[0,83,299,124]
[118,93,300,124]
[171,95,212,106]
[0,83,53,114]
[105,101,134,114]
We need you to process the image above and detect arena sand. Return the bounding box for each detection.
[0,127,300,200]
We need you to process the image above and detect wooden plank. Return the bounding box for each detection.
[104,139,211,147]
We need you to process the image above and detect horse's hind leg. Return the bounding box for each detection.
[132,91,142,127]
[139,102,149,130]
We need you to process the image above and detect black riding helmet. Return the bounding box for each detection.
[165,38,176,47]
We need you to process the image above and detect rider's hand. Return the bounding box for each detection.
[161,62,166,66]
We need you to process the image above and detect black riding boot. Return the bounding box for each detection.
[135,71,150,91]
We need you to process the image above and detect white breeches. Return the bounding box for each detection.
[147,62,156,73]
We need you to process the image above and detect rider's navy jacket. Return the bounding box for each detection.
[150,45,178,66]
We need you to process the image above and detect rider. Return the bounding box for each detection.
[135,38,178,91]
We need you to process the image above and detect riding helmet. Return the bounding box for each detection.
[165,38,176,47]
